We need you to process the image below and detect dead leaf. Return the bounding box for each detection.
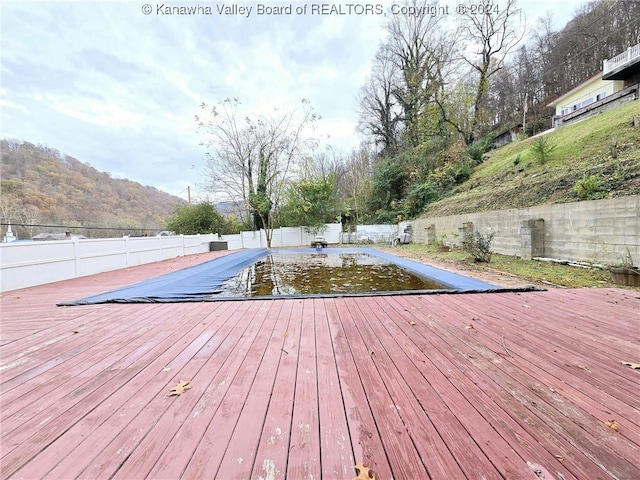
[283,331,288,337]
[162,367,171,372]
[465,323,474,330]
[353,461,376,480]
[409,321,416,326]
[620,361,640,370]
[167,380,191,397]
[605,419,619,432]
[522,304,530,308]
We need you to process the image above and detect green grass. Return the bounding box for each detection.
[481,254,610,287]
[422,101,640,216]
[385,243,621,289]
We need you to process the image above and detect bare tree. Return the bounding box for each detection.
[357,46,402,156]
[386,0,454,147]
[459,0,526,143]
[196,98,318,247]
[358,1,460,152]
[0,197,21,239]
[334,146,375,226]
[528,13,558,101]
[19,205,42,239]
[485,0,640,133]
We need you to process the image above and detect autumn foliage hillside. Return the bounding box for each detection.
[1,139,184,238]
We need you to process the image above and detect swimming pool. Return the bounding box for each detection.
[58,247,510,305]
[216,251,452,297]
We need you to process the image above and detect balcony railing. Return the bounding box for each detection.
[603,43,640,74]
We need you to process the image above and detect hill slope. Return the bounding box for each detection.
[422,101,640,217]
[1,139,184,236]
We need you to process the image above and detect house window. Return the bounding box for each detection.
[596,91,607,101]
[581,97,594,108]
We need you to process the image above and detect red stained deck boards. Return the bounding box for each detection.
[1,252,639,479]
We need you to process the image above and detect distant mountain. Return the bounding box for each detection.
[215,201,245,216]
[1,139,185,238]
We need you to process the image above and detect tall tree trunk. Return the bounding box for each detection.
[470,65,490,144]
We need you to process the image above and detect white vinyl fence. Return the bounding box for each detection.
[0,223,400,292]
[340,224,400,244]
[0,234,218,292]
[221,223,344,249]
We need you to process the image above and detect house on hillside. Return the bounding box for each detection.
[548,42,640,128]
[603,43,640,85]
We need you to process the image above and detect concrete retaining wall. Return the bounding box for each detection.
[400,196,640,266]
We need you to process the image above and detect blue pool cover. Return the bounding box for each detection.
[58,248,529,306]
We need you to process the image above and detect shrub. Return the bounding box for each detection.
[525,118,548,137]
[402,181,438,218]
[429,158,474,193]
[573,175,605,199]
[467,136,495,164]
[531,136,556,164]
[462,230,495,263]
[166,202,232,235]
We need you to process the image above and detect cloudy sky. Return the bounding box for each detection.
[2,0,586,201]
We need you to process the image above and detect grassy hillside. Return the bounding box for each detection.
[422,101,640,217]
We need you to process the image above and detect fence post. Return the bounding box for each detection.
[124,236,130,267]
[73,237,80,278]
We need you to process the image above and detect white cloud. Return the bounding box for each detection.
[1,0,590,201]
[49,98,145,129]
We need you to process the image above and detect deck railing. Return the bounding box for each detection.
[603,43,640,74]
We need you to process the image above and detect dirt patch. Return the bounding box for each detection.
[379,247,553,289]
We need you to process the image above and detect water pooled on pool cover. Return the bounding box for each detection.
[216,252,451,297]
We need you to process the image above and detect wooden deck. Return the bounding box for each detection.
[1,252,639,479]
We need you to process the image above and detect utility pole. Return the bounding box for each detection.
[187,186,191,204]
[523,92,528,134]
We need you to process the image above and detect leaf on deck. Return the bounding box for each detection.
[605,419,619,432]
[353,461,376,480]
[465,322,475,330]
[167,380,192,397]
[620,361,640,370]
